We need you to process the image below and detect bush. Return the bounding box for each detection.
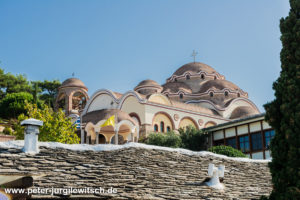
[2,127,13,135]
[145,131,181,148]
[179,126,207,151]
[13,103,79,144]
[208,145,247,158]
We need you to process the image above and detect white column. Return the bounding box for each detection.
[131,132,134,142]
[115,129,119,145]
[96,132,99,144]
[86,135,89,144]
[81,128,84,144]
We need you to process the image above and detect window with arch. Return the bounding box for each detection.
[154,124,158,132]
[160,121,165,132]
[179,93,183,99]
[201,74,205,80]
[237,93,241,97]
[72,92,87,110]
[214,76,217,80]
[167,126,171,132]
[186,75,190,80]
[209,92,214,97]
[225,91,229,97]
[174,78,177,82]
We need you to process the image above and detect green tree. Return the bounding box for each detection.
[14,103,79,144]
[263,0,300,199]
[32,80,61,108]
[179,126,207,151]
[0,67,60,110]
[208,145,247,158]
[0,69,32,98]
[0,92,34,119]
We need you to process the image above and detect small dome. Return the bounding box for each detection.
[135,79,161,88]
[60,78,87,90]
[134,79,162,95]
[230,106,256,119]
[198,79,240,93]
[162,82,192,94]
[172,62,217,76]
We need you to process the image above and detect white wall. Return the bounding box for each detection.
[265,151,271,159]
[145,103,228,130]
[213,130,224,140]
[225,127,235,138]
[120,96,146,124]
[87,93,117,112]
[237,124,248,135]
[250,121,261,132]
[252,152,264,160]
[263,121,272,129]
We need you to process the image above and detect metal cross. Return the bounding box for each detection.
[191,50,198,63]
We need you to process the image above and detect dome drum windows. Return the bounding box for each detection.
[201,74,205,80]
[209,91,214,97]
[179,93,184,99]
[186,74,190,80]
[224,91,229,97]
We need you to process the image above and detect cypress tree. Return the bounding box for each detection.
[264,0,300,199]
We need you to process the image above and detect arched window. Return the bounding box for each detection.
[154,124,158,132]
[186,75,190,80]
[214,76,217,80]
[225,91,228,97]
[174,78,177,82]
[72,92,87,110]
[209,92,214,97]
[201,74,205,80]
[160,121,165,132]
[167,126,171,132]
[237,93,241,97]
[179,94,183,99]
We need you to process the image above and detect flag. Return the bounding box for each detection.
[101,115,115,128]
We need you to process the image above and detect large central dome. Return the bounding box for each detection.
[172,62,217,76]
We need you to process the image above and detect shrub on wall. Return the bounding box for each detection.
[179,126,207,151]
[2,127,13,135]
[145,131,182,148]
[208,145,247,158]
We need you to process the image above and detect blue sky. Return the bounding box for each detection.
[0,0,289,112]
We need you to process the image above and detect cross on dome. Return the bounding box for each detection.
[191,50,198,63]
